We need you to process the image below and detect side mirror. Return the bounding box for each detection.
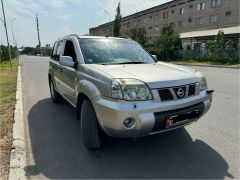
[59,56,75,67]
[152,55,157,60]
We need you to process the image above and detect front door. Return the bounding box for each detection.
[60,40,78,105]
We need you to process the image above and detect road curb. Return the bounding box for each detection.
[171,62,240,69]
[8,64,27,180]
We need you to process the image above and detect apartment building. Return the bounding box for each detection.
[89,0,240,49]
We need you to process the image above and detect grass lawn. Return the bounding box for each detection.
[0,59,19,179]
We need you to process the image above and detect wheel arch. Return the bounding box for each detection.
[76,92,89,120]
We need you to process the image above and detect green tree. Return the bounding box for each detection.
[206,31,238,64]
[42,44,52,56]
[0,45,17,63]
[127,28,148,47]
[21,47,36,55]
[154,25,182,60]
[113,2,122,37]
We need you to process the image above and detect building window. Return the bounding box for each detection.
[212,0,221,7]
[179,8,184,15]
[188,18,192,23]
[226,11,232,16]
[177,21,183,28]
[189,4,193,8]
[154,14,159,20]
[171,10,174,14]
[196,17,203,25]
[210,15,219,23]
[197,3,205,11]
[163,12,168,19]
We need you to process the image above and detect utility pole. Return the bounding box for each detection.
[35,14,41,55]
[1,0,12,69]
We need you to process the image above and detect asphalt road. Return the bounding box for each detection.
[21,55,239,179]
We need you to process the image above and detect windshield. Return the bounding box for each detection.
[79,38,155,65]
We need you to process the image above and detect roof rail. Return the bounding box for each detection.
[121,36,132,40]
[60,34,79,39]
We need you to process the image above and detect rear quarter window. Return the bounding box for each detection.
[51,42,58,60]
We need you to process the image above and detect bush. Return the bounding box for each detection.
[0,45,17,63]
[206,31,239,64]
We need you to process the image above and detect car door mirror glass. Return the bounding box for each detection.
[59,56,75,67]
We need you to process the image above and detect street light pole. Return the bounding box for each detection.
[1,0,12,69]
[11,17,19,60]
[104,10,111,22]
[11,17,16,46]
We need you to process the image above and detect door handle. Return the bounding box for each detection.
[52,65,57,69]
[59,68,63,73]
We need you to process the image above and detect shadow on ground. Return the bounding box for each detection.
[25,98,233,179]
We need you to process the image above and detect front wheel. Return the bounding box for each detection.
[81,99,103,149]
[49,79,62,103]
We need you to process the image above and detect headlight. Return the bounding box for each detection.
[195,71,207,91]
[111,79,152,101]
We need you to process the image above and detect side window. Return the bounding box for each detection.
[56,40,65,61]
[64,40,77,62]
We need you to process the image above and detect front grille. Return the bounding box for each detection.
[158,89,174,101]
[157,83,196,102]
[188,84,196,96]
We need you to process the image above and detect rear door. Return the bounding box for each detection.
[50,40,66,94]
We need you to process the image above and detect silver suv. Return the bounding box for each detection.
[48,34,213,149]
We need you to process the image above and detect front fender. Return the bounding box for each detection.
[76,79,108,132]
[76,79,101,101]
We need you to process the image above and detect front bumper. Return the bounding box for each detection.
[93,90,213,138]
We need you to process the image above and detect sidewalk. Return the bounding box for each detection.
[170,61,240,69]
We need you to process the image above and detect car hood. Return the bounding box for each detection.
[90,62,198,88]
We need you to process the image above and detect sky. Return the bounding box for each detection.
[0,0,171,47]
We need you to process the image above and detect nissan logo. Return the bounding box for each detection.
[177,88,185,97]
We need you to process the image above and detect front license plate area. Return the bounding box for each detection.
[166,110,200,128]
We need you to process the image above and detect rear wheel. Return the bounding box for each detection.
[49,79,62,103]
[81,99,103,149]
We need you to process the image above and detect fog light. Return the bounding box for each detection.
[123,117,136,129]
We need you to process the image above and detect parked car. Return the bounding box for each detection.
[48,34,213,149]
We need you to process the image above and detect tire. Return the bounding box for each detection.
[81,99,103,149]
[49,78,62,103]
